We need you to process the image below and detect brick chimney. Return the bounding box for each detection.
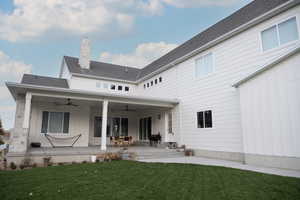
[79,38,91,69]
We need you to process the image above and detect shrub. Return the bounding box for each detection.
[32,163,37,168]
[19,164,25,170]
[71,161,77,165]
[82,160,87,164]
[10,162,17,170]
[22,158,32,167]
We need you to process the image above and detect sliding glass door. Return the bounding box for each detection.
[139,117,152,140]
[95,117,128,137]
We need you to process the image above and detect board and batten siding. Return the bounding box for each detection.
[239,51,300,157]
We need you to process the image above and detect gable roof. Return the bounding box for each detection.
[21,74,69,88]
[64,0,299,83]
[64,56,141,82]
[233,43,300,87]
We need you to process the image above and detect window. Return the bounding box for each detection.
[159,77,162,82]
[125,86,129,92]
[261,17,299,51]
[168,112,172,133]
[118,85,123,91]
[197,110,212,128]
[96,82,101,88]
[261,26,278,51]
[144,84,146,89]
[41,111,70,134]
[110,84,116,90]
[151,81,153,86]
[103,83,109,89]
[147,83,149,88]
[155,79,158,84]
[195,53,213,78]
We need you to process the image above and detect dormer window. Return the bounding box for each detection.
[111,84,116,90]
[118,85,123,91]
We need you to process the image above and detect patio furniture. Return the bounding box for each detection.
[149,134,161,146]
[44,133,82,148]
[110,136,133,146]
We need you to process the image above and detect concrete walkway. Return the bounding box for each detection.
[138,156,300,178]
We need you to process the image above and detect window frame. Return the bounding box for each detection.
[194,52,215,79]
[197,110,213,129]
[260,15,299,53]
[41,111,70,135]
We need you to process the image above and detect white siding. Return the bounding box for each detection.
[137,5,300,153]
[239,52,300,157]
[69,76,137,95]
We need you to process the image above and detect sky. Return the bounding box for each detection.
[0,0,252,129]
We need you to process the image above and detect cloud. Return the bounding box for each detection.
[161,0,239,8]
[0,50,32,129]
[0,0,163,42]
[99,41,178,68]
[0,0,240,42]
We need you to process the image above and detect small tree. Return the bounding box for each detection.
[0,119,5,144]
[0,119,4,135]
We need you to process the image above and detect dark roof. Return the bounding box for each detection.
[64,56,141,82]
[138,0,297,78]
[21,74,69,88]
[64,0,298,82]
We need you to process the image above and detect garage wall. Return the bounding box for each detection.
[239,52,300,158]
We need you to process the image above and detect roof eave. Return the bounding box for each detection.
[5,82,180,105]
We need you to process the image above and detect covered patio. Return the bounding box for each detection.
[6,82,180,155]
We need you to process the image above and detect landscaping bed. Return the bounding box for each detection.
[0,161,300,200]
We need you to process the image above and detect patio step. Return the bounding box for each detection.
[136,150,184,160]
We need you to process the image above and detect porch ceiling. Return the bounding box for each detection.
[6,82,179,108]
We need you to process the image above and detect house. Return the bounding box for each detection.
[5,0,300,170]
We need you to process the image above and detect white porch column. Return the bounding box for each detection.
[101,100,109,151]
[22,92,32,129]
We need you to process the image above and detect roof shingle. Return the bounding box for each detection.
[21,74,69,88]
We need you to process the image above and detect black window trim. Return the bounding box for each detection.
[197,110,213,129]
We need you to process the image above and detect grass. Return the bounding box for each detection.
[0,161,300,200]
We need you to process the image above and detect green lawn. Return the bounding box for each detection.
[1,161,300,200]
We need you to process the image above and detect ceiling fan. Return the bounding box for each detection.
[54,98,79,107]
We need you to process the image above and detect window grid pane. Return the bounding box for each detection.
[278,17,299,45]
[197,112,204,128]
[204,110,213,128]
[261,25,279,51]
[49,112,63,133]
[195,53,213,77]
